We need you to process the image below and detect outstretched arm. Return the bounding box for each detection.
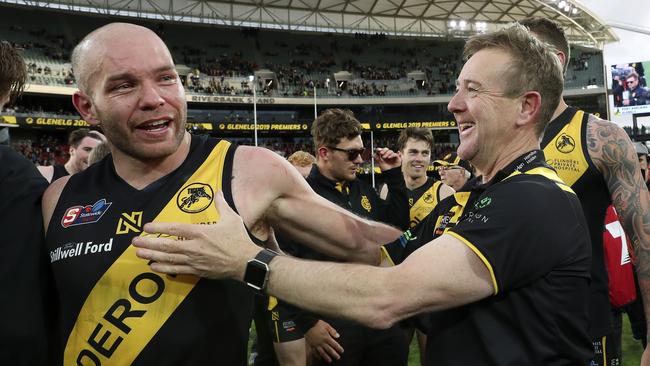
[587,116,650,345]
[232,146,402,264]
[132,192,494,328]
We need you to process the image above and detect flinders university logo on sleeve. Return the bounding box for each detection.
[176,182,214,213]
[61,199,112,228]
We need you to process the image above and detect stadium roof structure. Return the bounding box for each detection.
[4,0,617,47]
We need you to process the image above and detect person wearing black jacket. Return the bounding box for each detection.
[0,40,53,366]
[277,108,410,366]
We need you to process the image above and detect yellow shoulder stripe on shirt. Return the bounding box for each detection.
[446,230,499,295]
[506,167,575,195]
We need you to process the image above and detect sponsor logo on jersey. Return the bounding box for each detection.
[434,211,454,236]
[398,230,417,248]
[555,133,576,153]
[423,192,434,204]
[61,198,112,228]
[176,182,214,213]
[50,238,114,263]
[116,211,143,234]
[474,196,492,209]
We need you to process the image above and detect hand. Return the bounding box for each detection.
[305,320,344,363]
[642,347,650,366]
[132,191,260,280]
[374,147,401,171]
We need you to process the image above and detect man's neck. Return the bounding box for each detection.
[550,98,569,122]
[64,160,77,175]
[476,135,539,183]
[112,132,192,190]
[316,163,351,183]
[405,174,427,190]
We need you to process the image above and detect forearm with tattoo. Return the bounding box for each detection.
[587,115,650,337]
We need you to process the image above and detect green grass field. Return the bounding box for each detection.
[250,317,645,365]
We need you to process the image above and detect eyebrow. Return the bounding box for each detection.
[105,65,176,84]
[456,78,483,88]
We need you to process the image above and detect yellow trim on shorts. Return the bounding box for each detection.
[602,336,607,363]
[446,231,498,295]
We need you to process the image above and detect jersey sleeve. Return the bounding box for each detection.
[448,177,586,294]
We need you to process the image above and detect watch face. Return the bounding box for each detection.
[244,260,268,290]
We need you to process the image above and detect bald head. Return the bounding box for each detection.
[72,23,171,94]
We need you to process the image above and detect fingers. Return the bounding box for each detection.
[325,324,340,339]
[135,247,189,265]
[149,262,198,276]
[141,221,197,241]
[316,346,333,363]
[320,343,342,361]
[133,235,185,253]
[326,337,344,354]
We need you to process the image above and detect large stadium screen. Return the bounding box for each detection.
[610,61,650,116]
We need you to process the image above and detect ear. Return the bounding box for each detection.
[516,91,542,128]
[317,146,329,161]
[72,91,101,126]
[556,51,567,71]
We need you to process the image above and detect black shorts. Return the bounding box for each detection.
[268,298,304,343]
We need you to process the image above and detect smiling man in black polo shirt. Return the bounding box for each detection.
[134,24,593,365]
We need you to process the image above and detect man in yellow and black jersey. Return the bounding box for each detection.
[396,128,454,229]
[42,24,404,366]
[521,18,650,365]
[137,24,594,365]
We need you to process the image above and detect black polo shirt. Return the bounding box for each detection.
[422,150,592,365]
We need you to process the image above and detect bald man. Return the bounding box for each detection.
[42,23,403,365]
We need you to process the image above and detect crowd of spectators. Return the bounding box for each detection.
[11,134,68,166]
[2,20,601,98]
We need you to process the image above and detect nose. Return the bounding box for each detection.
[353,152,364,164]
[139,81,165,110]
[447,90,464,114]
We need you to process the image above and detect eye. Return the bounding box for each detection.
[161,74,177,83]
[112,82,133,91]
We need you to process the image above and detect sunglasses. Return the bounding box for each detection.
[328,146,366,161]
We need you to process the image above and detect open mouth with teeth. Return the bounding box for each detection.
[138,119,171,132]
[459,122,475,135]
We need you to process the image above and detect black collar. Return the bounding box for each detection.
[476,149,548,190]
[308,164,348,190]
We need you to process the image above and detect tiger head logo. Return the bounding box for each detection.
[555,133,576,154]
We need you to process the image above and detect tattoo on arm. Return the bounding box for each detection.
[588,115,650,338]
[587,115,650,276]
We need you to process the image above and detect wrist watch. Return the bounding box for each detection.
[244,248,279,293]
